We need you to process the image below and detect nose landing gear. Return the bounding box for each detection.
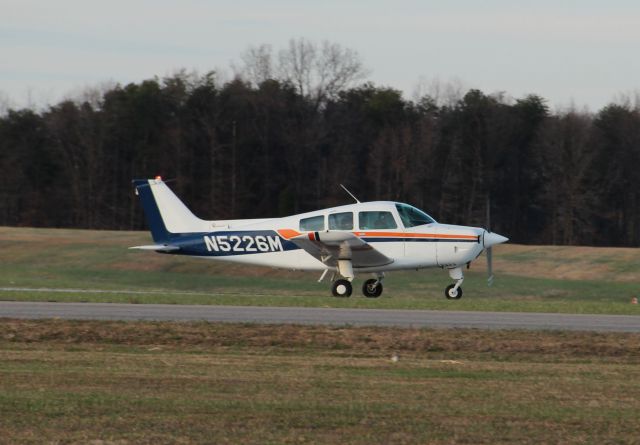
[445,267,464,300]
[445,283,463,299]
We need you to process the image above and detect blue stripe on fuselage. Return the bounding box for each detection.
[168,230,299,257]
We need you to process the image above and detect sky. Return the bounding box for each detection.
[2,0,640,111]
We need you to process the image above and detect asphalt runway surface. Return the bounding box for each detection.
[1,301,639,332]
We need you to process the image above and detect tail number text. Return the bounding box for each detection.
[204,235,283,253]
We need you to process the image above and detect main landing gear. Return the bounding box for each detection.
[327,270,384,298]
[362,278,383,298]
[331,279,352,297]
[445,267,464,300]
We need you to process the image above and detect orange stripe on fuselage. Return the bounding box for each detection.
[278,228,477,241]
[354,231,478,239]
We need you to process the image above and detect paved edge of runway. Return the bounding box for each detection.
[1,301,639,332]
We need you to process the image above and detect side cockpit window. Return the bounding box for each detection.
[328,212,353,230]
[359,211,397,230]
[299,215,325,231]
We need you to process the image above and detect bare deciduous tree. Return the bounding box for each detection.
[237,44,275,86]
[279,38,367,108]
[239,38,367,108]
[0,90,14,116]
[413,76,468,108]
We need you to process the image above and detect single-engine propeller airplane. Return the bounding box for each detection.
[131,177,508,299]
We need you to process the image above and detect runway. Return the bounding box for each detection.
[1,301,639,332]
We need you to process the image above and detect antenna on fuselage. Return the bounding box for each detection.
[339,184,360,203]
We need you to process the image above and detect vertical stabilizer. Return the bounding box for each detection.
[132,178,209,242]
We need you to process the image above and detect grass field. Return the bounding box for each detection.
[2,228,640,444]
[1,226,640,314]
[2,226,640,315]
[1,320,639,444]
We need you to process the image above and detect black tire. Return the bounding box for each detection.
[445,284,463,300]
[362,279,383,298]
[332,279,352,297]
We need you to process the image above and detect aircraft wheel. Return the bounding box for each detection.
[362,279,383,298]
[332,279,352,297]
[445,284,463,300]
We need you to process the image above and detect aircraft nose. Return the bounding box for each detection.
[483,231,509,248]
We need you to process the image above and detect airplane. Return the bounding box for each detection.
[131,177,508,299]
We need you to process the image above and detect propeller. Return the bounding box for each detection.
[484,196,508,286]
[487,243,494,286]
[486,195,493,286]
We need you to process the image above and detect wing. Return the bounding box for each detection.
[287,231,393,268]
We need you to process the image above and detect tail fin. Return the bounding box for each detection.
[132,178,210,242]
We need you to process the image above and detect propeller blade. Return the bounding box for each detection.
[487,246,494,286]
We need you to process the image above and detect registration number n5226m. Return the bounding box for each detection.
[203,234,283,253]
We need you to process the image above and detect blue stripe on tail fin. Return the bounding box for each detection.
[132,179,173,243]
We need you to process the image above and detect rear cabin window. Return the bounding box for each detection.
[359,211,397,230]
[299,215,325,231]
[328,212,353,230]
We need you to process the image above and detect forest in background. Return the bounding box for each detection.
[1,40,639,247]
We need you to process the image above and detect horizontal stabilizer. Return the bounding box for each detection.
[129,245,180,252]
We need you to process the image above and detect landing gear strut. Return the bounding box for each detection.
[445,267,464,300]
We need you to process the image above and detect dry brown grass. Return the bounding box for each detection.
[486,244,640,282]
[1,320,640,444]
[3,319,640,361]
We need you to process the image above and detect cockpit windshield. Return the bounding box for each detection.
[395,203,436,228]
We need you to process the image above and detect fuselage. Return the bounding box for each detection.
[162,201,487,273]
[132,178,509,298]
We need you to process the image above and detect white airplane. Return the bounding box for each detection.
[131,177,508,298]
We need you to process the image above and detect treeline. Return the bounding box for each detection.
[1,70,640,246]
